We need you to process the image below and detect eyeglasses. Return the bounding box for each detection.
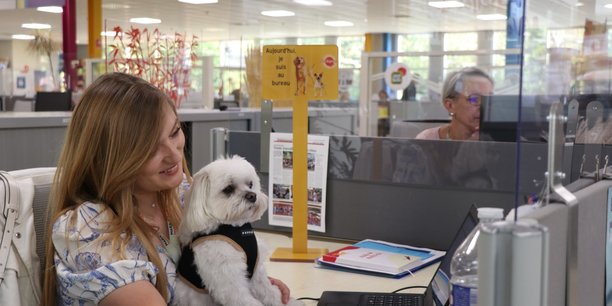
[458,93,482,105]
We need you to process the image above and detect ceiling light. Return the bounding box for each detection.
[178,0,218,4]
[102,3,131,9]
[575,2,584,6]
[293,0,333,6]
[36,6,63,13]
[101,31,122,37]
[427,1,465,8]
[21,23,52,29]
[261,10,295,17]
[605,3,612,8]
[324,20,353,27]
[476,14,507,21]
[129,17,162,24]
[12,34,35,40]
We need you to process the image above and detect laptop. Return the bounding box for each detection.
[317,205,479,306]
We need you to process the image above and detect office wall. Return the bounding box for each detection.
[0,40,12,61]
[11,40,46,72]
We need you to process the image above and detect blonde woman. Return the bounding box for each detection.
[42,73,290,306]
[416,67,494,140]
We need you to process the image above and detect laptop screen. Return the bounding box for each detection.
[439,205,479,278]
[433,205,479,305]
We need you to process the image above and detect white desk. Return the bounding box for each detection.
[257,231,438,305]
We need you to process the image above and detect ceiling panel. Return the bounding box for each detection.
[0,0,599,45]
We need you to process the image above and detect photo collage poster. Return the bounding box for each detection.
[268,133,329,232]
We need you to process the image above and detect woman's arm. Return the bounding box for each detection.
[99,281,166,306]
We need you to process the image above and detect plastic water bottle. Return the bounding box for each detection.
[449,207,504,306]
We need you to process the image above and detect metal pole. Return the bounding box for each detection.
[210,127,228,162]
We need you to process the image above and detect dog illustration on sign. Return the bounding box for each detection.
[293,56,307,96]
[294,55,328,97]
[312,72,325,97]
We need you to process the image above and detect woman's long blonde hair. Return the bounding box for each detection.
[42,72,185,305]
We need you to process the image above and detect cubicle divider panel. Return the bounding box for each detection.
[254,176,511,251]
[563,179,609,306]
[228,131,548,250]
[0,126,67,171]
[520,203,569,306]
[182,114,252,172]
[308,110,357,136]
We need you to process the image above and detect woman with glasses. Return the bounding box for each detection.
[416,67,494,140]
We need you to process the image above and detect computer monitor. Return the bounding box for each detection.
[479,95,551,142]
[34,91,72,111]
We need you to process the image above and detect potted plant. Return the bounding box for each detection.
[27,30,59,89]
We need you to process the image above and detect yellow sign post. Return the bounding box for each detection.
[262,45,338,261]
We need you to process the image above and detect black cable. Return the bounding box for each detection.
[391,285,429,294]
[297,297,320,301]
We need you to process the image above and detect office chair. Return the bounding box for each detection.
[12,168,57,277]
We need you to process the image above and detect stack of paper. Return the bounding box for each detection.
[316,239,445,278]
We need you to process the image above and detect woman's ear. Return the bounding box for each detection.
[443,97,455,115]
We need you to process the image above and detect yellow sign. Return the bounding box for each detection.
[262,45,339,100]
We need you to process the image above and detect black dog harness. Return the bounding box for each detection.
[177,223,258,291]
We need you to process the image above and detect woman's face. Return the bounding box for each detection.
[446,75,494,133]
[134,104,185,195]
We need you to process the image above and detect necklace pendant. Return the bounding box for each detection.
[151,203,156,208]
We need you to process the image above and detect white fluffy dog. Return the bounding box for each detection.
[175,155,304,306]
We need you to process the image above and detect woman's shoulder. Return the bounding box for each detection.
[52,201,151,268]
[52,202,165,305]
[52,202,116,252]
[415,126,441,140]
[54,202,112,231]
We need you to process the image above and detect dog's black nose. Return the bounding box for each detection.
[245,191,257,203]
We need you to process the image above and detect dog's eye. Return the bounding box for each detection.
[248,181,253,189]
[222,185,234,195]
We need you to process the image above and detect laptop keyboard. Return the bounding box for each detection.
[361,293,424,306]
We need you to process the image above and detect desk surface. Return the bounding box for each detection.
[257,231,438,305]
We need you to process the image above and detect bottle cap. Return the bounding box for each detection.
[477,207,504,220]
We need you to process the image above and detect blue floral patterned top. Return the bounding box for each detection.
[52,178,191,305]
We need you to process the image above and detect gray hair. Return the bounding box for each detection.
[441,67,494,102]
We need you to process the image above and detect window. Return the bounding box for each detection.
[298,37,325,45]
[337,36,364,101]
[338,36,364,69]
[444,32,478,51]
[261,38,286,46]
[397,33,431,52]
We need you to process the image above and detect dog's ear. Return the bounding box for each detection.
[189,169,210,204]
[182,168,211,236]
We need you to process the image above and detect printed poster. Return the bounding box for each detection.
[262,45,338,100]
[268,133,329,232]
